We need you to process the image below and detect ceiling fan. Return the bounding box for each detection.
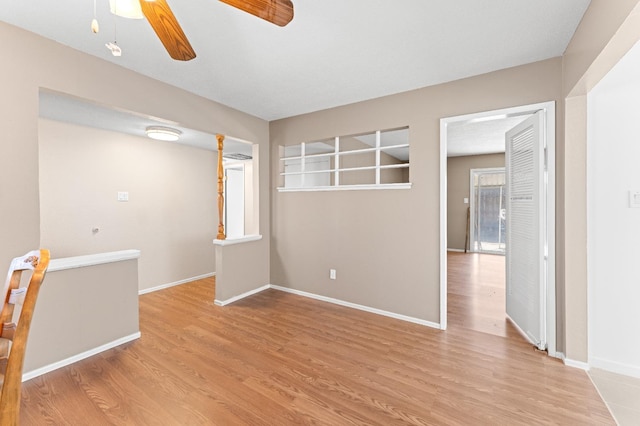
[108,0,294,61]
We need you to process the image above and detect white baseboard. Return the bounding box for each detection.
[447,248,466,253]
[269,285,441,329]
[138,272,215,295]
[22,332,141,382]
[563,355,591,371]
[590,356,640,379]
[213,283,441,329]
[214,284,271,306]
[547,348,560,359]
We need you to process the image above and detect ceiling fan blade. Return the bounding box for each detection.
[139,0,196,61]
[219,0,294,27]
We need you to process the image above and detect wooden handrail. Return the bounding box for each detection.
[0,249,50,424]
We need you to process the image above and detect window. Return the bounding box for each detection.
[278,127,410,191]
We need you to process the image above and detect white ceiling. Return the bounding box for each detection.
[447,115,531,157]
[39,90,254,156]
[0,0,591,121]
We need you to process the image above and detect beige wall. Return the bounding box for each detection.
[0,21,270,300]
[563,0,640,98]
[270,58,562,324]
[25,258,139,373]
[215,239,266,302]
[39,119,216,291]
[447,154,505,251]
[338,136,408,186]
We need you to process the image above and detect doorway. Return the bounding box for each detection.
[439,101,556,357]
[224,163,245,239]
[469,167,506,254]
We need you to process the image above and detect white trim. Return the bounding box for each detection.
[564,357,591,371]
[214,284,271,306]
[138,272,215,295]
[447,248,465,253]
[48,249,140,272]
[213,234,262,246]
[590,357,640,379]
[334,136,340,186]
[439,118,448,330]
[213,283,442,329]
[280,144,409,162]
[277,183,411,192]
[22,332,141,382]
[439,101,556,354]
[214,282,443,329]
[544,102,557,357]
[270,285,442,330]
[280,163,409,176]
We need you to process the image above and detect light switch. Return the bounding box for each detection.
[629,191,640,208]
[463,197,469,204]
[117,191,129,202]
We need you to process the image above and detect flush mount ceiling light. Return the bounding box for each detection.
[145,126,182,141]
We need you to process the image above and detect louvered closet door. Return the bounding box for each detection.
[505,110,546,350]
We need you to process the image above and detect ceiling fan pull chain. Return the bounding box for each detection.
[105,11,122,57]
[91,0,99,33]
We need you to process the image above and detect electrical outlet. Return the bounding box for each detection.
[329,269,336,280]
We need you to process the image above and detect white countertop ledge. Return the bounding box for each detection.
[48,250,141,272]
[213,235,262,246]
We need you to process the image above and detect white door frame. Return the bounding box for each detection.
[439,101,557,357]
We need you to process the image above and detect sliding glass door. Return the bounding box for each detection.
[470,168,506,254]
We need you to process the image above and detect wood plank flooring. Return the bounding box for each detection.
[447,251,515,338]
[19,272,613,425]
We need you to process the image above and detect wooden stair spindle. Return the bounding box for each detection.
[216,134,226,240]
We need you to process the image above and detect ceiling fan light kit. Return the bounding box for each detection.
[91,18,100,34]
[91,0,100,33]
[105,41,122,56]
[100,0,294,61]
[109,0,144,19]
[146,126,182,141]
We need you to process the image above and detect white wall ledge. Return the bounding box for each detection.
[213,234,262,246]
[48,249,141,272]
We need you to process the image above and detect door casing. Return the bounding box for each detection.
[439,101,556,357]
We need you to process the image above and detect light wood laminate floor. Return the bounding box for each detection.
[447,251,511,338]
[20,272,613,424]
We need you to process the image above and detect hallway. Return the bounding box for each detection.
[447,251,519,339]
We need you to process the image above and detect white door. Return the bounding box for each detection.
[505,110,547,350]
